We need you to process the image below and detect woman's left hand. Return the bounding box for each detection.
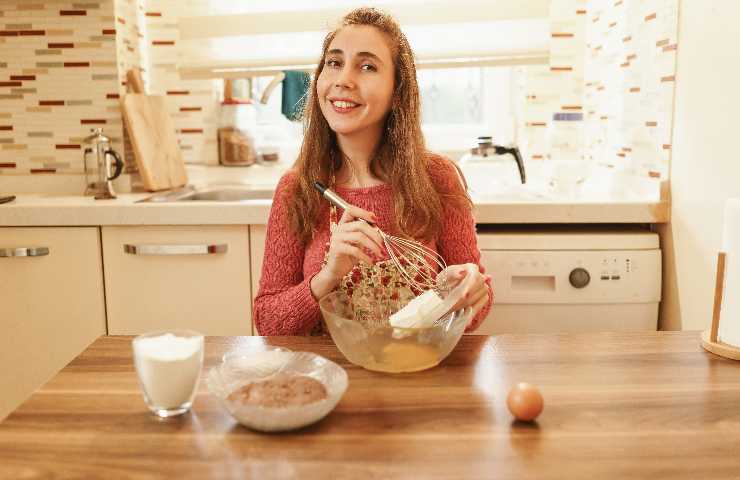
[439,263,491,317]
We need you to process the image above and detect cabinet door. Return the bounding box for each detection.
[0,227,106,420]
[102,226,251,335]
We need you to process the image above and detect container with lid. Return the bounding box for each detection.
[547,112,583,162]
[218,99,257,166]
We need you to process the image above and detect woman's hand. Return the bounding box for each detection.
[310,205,385,299]
[439,263,492,318]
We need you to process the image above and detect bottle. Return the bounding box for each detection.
[217,99,257,166]
[547,112,587,196]
[547,112,583,163]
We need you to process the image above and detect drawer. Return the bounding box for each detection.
[102,225,251,335]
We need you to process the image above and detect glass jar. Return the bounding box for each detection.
[547,112,583,162]
[218,100,257,166]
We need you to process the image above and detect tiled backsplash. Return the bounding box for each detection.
[583,0,678,180]
[1,0,678,181]
[0,1,123,175]
[516,0,588,163]
[142,0,219,166]
[0,0,216,178]
[518,0,678,180]
[115,0,146,173]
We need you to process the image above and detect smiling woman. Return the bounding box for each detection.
[317,28,395,139]
[253,7,493,336]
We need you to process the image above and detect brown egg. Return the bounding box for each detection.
[507,382,544,422]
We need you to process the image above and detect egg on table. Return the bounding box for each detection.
[507,382,544,422]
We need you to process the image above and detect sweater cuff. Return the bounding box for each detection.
[299,272,322,309]
[287,275,323,333]
[464,283,493,333]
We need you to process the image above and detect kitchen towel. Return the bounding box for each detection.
[281,70,310,121]
[719,198,740,347]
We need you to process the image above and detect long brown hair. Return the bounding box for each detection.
[287,7,469,244]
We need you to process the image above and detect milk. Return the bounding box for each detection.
[133,333,204,410]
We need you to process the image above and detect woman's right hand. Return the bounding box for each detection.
[310,205,385,299]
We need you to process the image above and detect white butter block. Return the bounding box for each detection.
[389,290,444,329]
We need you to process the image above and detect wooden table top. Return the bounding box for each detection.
[1,332,739,479]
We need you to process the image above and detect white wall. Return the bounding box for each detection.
[659,0,740,330]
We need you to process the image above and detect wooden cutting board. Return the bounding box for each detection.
[120,94,188,191]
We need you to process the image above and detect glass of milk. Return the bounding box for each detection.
[132,330,204,418]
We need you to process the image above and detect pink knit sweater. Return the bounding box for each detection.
[253,154,493,335]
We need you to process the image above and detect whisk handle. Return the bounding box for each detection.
[313,181,353,214]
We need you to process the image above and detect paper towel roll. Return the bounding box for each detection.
[719,199,740,347]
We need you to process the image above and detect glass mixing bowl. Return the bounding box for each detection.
[207,347,348,432]
[319,290,472,373]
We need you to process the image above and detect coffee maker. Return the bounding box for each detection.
[83,128,124,199]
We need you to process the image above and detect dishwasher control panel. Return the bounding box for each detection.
[481,249,662,304]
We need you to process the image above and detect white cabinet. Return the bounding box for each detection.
[0,227,106,420]
[102,225,252,335]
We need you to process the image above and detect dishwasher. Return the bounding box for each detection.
[474,227,662,334]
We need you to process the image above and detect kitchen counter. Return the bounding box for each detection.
[0,165,669,226]
[1,332,737,479]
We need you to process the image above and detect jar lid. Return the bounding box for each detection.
[222,98,253,105]
[553,112,583,121]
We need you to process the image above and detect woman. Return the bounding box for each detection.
[254,7,492,335]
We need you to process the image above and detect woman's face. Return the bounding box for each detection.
[317,25,396,142]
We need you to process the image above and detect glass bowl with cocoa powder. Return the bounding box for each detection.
[207,348,348,432]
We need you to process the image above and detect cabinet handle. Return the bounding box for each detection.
[123,244,228,255]
[0,247,50,257]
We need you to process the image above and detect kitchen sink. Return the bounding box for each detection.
[176,188,274,201]
[136,186,275,203]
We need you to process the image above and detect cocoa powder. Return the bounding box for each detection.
[227,374,328,408]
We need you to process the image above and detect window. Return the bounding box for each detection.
[420,67,518,159]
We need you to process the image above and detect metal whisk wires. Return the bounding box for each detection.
[314,181,447,294]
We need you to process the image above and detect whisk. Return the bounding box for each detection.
[314,181,448,294]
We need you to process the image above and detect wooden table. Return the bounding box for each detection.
[1,332,739,479]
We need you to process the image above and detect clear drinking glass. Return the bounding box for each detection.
[132,330,204,417]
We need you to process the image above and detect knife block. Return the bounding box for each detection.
[701,252,740,360]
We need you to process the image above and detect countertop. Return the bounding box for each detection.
[0,332,737,479]
[0,165,669,226]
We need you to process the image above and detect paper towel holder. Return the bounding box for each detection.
[701,251,740,360]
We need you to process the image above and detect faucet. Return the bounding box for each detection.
[472,136,526,184]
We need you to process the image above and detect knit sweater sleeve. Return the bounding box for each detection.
[428,154,494,332]
[253,172,323,335]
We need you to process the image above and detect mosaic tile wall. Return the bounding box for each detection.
[143,0,219,165]
[115,0,146,173]
[517,0,678,180]
[0,0,217,178]
[0,0,123,175]
[1,0,679,178]
[516,0,588,163]
[582,0,678,179]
